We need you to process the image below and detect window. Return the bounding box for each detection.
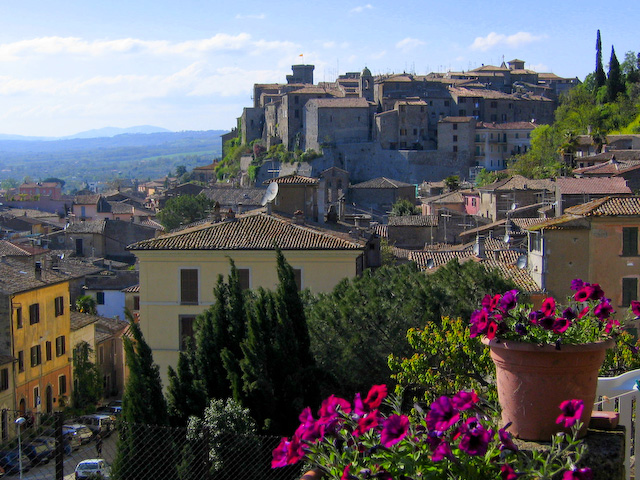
[458,109,466,116]
[96,292,105,305]
[622,277,638,307]
[180,269,198,304]
[58,375,67,395]
[453,124,458,130]
[413,129,417,135]
[99,346,104,365]
[16,307,22,329]
[56,336,66,357]
[133,295,140,310]
[293,269,302,291]
[459,98,466,103]
[490,101,497,108]
[294,109,299,119]
[490,114,497,122]
[30,345,41,367]
[238,269,250,290]
[179,316,196,351]
[0,369,8,391]
[55,296,64,316]
[453,135,458,142]
[622,227,638,256]
[18,351,24,372]
[33,387,39,408]
[46,341,52,361]
[444,100,450,107]
[29,303,40,325]
[453,146,458,153]
[530,232,542,252]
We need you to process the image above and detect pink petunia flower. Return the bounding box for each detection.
[354,410,381,437]
[452,390,479,411]
[380,414,410,448]
[363,384,387,410]
[556,399,584,428]
[427,396,460,432]
[562,467,593,480]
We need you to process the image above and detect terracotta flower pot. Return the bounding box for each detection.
[483,337,614,441]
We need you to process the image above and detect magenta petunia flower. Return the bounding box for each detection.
[486,320,498,340]
[556,399,584,428]
[363,384,387,410]
[499,289,519,312]
[562,307,577,321]
[498,423,518,452]
[605,318,620,334]
[632,300,640,318]
[541,297,556,316]
[354,410,381,437]
[353,392,367,416]
[570,278,585,291]
[539,316,556,330]
[452,390,479,411]
[552,317,571,334]
[575,286,595,302]
[431,440,454,462]
[578,306,590,319]
[271,437,291,468]
[591,284,604,300]
[594,300,614,320]
[380,414,410,448]
[501,463,519,480]
[562,467,593,480]
[341,464,352,480]
[457,417,493,456]
[427,396,460,432]
[318,394,351,419]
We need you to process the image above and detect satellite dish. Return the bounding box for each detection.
[516,255,528,269]
[261,182,279,206]
[503,234,511,244]
[426,259,435,269]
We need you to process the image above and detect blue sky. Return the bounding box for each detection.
[0,0,637,137]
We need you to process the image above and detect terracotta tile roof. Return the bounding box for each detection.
[350,177,414,189]
[123,284,139,293]
[0,240,38,256]
[479,175,554,192]
[0,258,69,294]
[525,215,591,231]
[0,354,14,365]
[127,212,364,251]
[477,121,537,130]
[440,116,476,123]
[65,220,107,234]
[576,150,640,163]
[511,218,549,229]
[202,186,266,207]
[388,215,437,226]
[84,270,139,291]
[263,174,319,185]
[108,202,134,214]
[480,259,541,293]
[573,159,640,175]
[74,194,102,205]
[422,191,465,204]
[373,224,388,237]
[410,249,475,268]
[391,246,413,259]
[70,311,99,331]
[556,177,631,195]
[564,196,640,216]
[96,316,129,335]
[193,162,218,171]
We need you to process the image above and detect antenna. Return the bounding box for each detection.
[261,182,279,206]
[516,255,528,269]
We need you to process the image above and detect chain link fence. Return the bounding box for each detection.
[0,409,303,480]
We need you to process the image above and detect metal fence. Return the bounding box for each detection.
[0,410,303,480]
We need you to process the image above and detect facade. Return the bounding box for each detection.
[527,196,640,305]
[127,211,369,387]
[18,182,63,201]
[349,177,416,212]
[477,176,555,221]
[83,270,139,320]
[264,174,320,221]
[0,260,72,416]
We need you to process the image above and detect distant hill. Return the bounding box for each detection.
[0,125,172,141]
[0,129,228,192]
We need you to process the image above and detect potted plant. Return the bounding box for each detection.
[469,279,635,441]
[272,385,594,479]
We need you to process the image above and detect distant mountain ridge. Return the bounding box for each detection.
[0,125,172,141]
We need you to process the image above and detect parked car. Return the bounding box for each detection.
[63,424,93,444]
[108,400,122,408]
[78,414,116,437]
[96,405,122,416]
[0,449,30,474]
[75,459,110,479]
[41,429,82,451]
[32,436,72,456]
[23,441,52,465]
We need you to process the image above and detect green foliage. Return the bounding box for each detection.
[167,346,207,427]
[389,317,497,405]
[595,30,606,89]
[444,175,460,191]
[42,177,65,188]
[157,193,214,230]
[0,178,18,190]
[390,199,418,216]
[601,330,640,376]
[607,46,625,103]
[187,398,257,474]
[305,260,515,399]
[247,164,259,181]
[474,169,508,187]
[71,341,103,409]
[509,125,564,178]
[75,295,97,315]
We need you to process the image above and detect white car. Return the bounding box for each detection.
[64,424,93,445]
[75,459,111,479]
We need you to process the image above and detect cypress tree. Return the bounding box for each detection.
[220,260,246,401]
[112,315,176,480]
[595,30,606,89]
[166,346,207,426]
[607,46,624,102]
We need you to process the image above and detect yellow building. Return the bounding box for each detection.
[128,211,368,386]
[527,196,640,306]
[1,259,72,416]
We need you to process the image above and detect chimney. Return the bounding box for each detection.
[266,202,272,215]
[35,261,42,280]
[237,203,243,215]
[225,208,236,220]
[475,235,485,259]
[293,210,305,225]
[212,202,222,222]
[354,216,361,228]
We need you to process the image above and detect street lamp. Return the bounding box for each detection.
[15,416,25,480]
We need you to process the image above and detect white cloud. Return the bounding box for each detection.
[470,32,547,51]
[350,4,373,13]
[528,63,550,73]
[370,50,387,60]
[235,13,266,20]
[396,38,426,51]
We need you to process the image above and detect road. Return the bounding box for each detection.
[8,433,117,480]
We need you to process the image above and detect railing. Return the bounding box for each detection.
[0,410,302,480]
[596,369,640,480]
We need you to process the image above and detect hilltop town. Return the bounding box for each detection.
[0,46,639,479]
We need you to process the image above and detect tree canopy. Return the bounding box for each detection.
[157,193,214,231]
